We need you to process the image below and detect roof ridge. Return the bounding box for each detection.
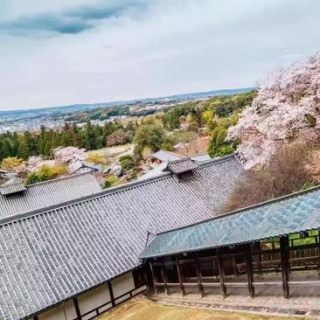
[26,171,94,189]
[155,184,320,236]
[168,157,192,164]
[0,155,242,226]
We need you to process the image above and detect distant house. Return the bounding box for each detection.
[68,160,102,175]
[0,169,8,178]
[151,150,184,164]
[140,150,211,181]
[0,177,26,196]
[190,153,212,164]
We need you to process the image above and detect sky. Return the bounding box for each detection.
[0,0,320,111]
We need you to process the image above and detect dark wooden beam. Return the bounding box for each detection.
[176,257,185,296]
[161,263,169,295]
[107,281,116,307]
[216,248,227,298]
[73,297,82,319]
[33,316,39,320]
[195,257,204,297]
[318,229,320,276]
[245,244,255,298]
[280,236,290,299]
[149,261,158,294]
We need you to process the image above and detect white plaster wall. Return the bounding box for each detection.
[39,300,76,320]
[77,284,110,315]
[111,272,135,299]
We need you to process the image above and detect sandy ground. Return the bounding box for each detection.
[98,297,307,320]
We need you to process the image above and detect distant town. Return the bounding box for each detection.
[0,87,254,133]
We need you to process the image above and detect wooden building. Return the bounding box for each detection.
[140,189,320,299]
[0,155,244,320]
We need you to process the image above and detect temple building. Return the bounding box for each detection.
[1,154,320,319]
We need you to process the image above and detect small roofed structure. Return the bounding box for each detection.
[152,150,184,163]
[190,153,212,163]
[167,157,197,174]
[0,177,26,196]
[68,159,102,175]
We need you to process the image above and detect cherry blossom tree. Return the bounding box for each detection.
[27,156,56,173]
[228,54,320,169]
[53,147,87,163]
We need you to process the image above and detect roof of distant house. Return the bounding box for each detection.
[0,155,245,320]
[0,172,102,222]
[152,150,184,162]
[0,177,26,196]
[190,153,212,163]
[138,162,168,181]
[68,160,102,174]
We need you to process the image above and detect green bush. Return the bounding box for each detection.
[104,176,119,189]
[119,154,135,171]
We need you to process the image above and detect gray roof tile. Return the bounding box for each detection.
[0,173,101,221]
[167,158,197,174]
[0,155,244,319]
[140,187,320,259]
[0,177,26,196]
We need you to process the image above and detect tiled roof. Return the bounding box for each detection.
[0,155,244,320]
[152,150,184,162]
[68,160,101,175]
[0,177,26,196]
[140,187,320,259]
[0,173,101,222]
[138,162,168,181]
[190,154,212,163]
[167,158,197,174]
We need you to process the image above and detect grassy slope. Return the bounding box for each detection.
[98,297,308,320]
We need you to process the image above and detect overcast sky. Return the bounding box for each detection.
[0,0,320,111]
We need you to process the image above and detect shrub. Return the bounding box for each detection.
[225,143,312,212]
[25,165,67,185]
[1,157,26,172]
[104,176,119,189]
[86,153,107,164]
[119,155,135,171]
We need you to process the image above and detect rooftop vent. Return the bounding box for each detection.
[0,177,26,196]
[166,158,197,181]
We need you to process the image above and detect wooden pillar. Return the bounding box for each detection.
[280,236,290,299]
[176,257,185,296]
[161,263,169,295]
[73,297,82,319]
[195,257,204,297]
[255,242,262,274]
[232,256,238,277]
[33,316,39,320]
[245,244,255,298]
[216,248,227,298]
[318,230,320,276]
[107,281,116,307]
[149,261,158,294]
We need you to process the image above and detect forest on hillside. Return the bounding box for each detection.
[0,90,257,163]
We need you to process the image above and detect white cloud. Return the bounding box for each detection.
[0,0,320,110]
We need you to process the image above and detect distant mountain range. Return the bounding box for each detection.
[0,87,256,120]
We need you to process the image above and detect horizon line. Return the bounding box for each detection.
[0,86,257,114]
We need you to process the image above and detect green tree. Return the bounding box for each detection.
[17,135,29,160]
[133,124,166,152]
[208,126,235,157]
[119,155,135,171]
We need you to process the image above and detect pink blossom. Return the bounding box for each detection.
[228,53,320,169]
